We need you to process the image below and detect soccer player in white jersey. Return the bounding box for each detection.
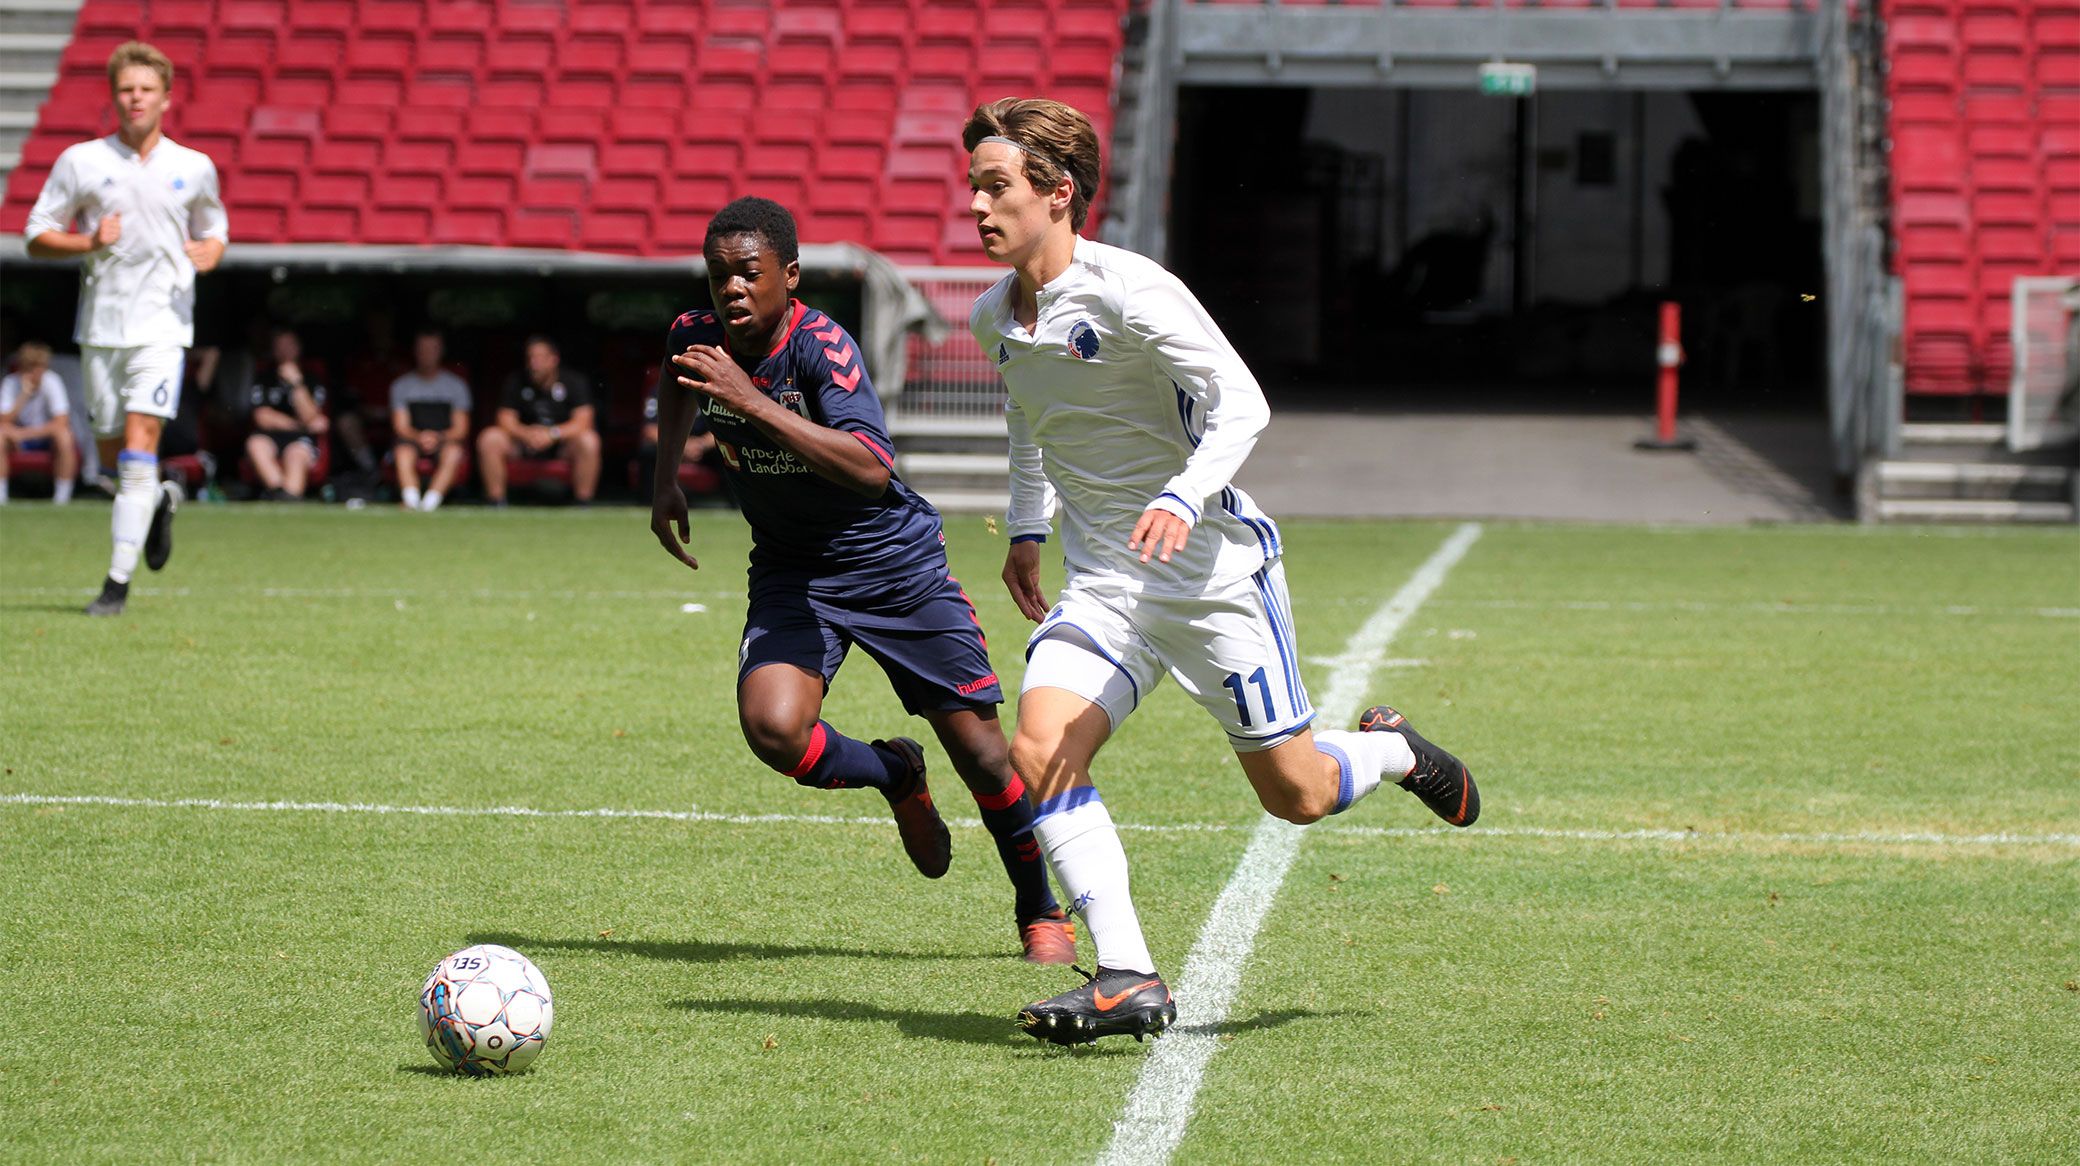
[25,41,227,616]
[963,98,1480,1045]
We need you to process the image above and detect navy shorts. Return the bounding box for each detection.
[740,566,1003,715]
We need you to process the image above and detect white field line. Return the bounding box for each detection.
[6,792,2077,852]
[1095,521,1486,1166]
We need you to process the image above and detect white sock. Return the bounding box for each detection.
[420,490,442,512]
[53,477,73,504]
[108,453,157,584]
[1315,728,1415,814]
[1030,793,1156,975]
[401,486,421,510]
[0,480,9,503]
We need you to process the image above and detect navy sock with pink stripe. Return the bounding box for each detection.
[785,721,909,793]
[972,774,1059,921]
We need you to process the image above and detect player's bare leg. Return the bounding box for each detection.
[476,427,511,505]
[49,424,77,502]
[281,441,314,499]
[565,430,600,504]
[923,706,1073,963]
[737,662,949,877]
[428,442,465,500]
[1010,688,1175,1044]
[246,433,285,495]
[394,443,423,508]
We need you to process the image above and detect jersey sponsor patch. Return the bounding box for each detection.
[1068,319,1101,361]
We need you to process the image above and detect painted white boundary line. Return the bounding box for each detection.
[6,792,2075,850]
[1095,521,1486,1166]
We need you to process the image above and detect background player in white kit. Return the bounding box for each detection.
[962,98,1480,1045]
[25,41,227,616]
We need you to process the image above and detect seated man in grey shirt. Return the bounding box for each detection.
[388,328,473,512]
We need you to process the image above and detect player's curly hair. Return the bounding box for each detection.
[962,98,1102,232]
[107,41,173,93]
[705,197,799,263]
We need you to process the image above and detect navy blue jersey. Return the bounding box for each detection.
[663,301,946,592]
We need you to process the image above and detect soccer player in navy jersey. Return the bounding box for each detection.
[649,197,1074,963]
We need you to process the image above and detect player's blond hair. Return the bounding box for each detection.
[107,41,173,93]
[14,341,51,369]
[962,98,1102,232]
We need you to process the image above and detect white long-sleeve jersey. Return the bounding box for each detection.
[25,135,228,348]
[972,237,1283,598]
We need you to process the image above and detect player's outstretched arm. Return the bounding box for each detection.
[649,350,702,572]
[1002,539,1050,623]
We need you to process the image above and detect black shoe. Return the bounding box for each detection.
[1360,705,1479,826]
[1019,966,1176,1046]
[145,480,182,571]
[874,737,951,879]
[84,576,128,617]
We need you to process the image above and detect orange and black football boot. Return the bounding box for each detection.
[1018,966,1176,1045]
[1360,705,1479,827]
[875,737,951,878]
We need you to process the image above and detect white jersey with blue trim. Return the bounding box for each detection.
[972,236,1281,598]
[24,135,228,348]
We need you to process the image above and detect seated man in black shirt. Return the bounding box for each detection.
[475,335,598,506]
[245,328,330,501]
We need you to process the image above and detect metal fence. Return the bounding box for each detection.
[892,267,1010,433]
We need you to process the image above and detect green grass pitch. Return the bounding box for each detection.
[2,504,2075,1163]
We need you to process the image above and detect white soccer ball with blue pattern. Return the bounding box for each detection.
[419,944,554,1076]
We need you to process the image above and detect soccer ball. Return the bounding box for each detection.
[418,944,554,1076]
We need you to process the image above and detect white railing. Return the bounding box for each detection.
[2007,276,2080,454]
[891,266,1009,433]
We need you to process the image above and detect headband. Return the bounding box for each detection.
[978,135,1071,189]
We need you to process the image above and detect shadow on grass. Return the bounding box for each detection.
[469,930,998,966]
[1174,1007,1354,1038]
[0,602,93,615]
[671,995,1141,1054]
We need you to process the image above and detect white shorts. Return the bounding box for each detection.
[82,344,185,436]
[1022,563,1316,752]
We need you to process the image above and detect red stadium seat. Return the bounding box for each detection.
[431,209,506,248]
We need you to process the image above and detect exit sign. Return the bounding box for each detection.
[1478,62,1537,97]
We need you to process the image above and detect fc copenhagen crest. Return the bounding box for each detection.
[1067,319,1101,361]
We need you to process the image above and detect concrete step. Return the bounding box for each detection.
[897,451,1010,477]
[0,32,68,72]
[1874,498,2076,524]
[1900,421,2004,446]
[1876,461,2072,501]
[0,109,35,131]
[888,414,1008,439]
[0,6,80,39]
[911,488,1009,514]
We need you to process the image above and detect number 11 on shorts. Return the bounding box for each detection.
[1223,666,1275,728]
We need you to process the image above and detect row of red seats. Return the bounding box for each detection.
[2,0,1128,265]
[1188,0,1835,8]
[1883,0,2078,397]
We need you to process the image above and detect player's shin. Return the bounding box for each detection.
[971,774,1060,921]
[107,450,157,583]
[1313,728,1414,814]
[1029,791,1155,975]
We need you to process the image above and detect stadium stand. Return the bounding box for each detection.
[1881,0,2075,401]
[0,0,1131,266]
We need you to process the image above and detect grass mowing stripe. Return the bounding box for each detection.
[1097,522,1485,1166]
